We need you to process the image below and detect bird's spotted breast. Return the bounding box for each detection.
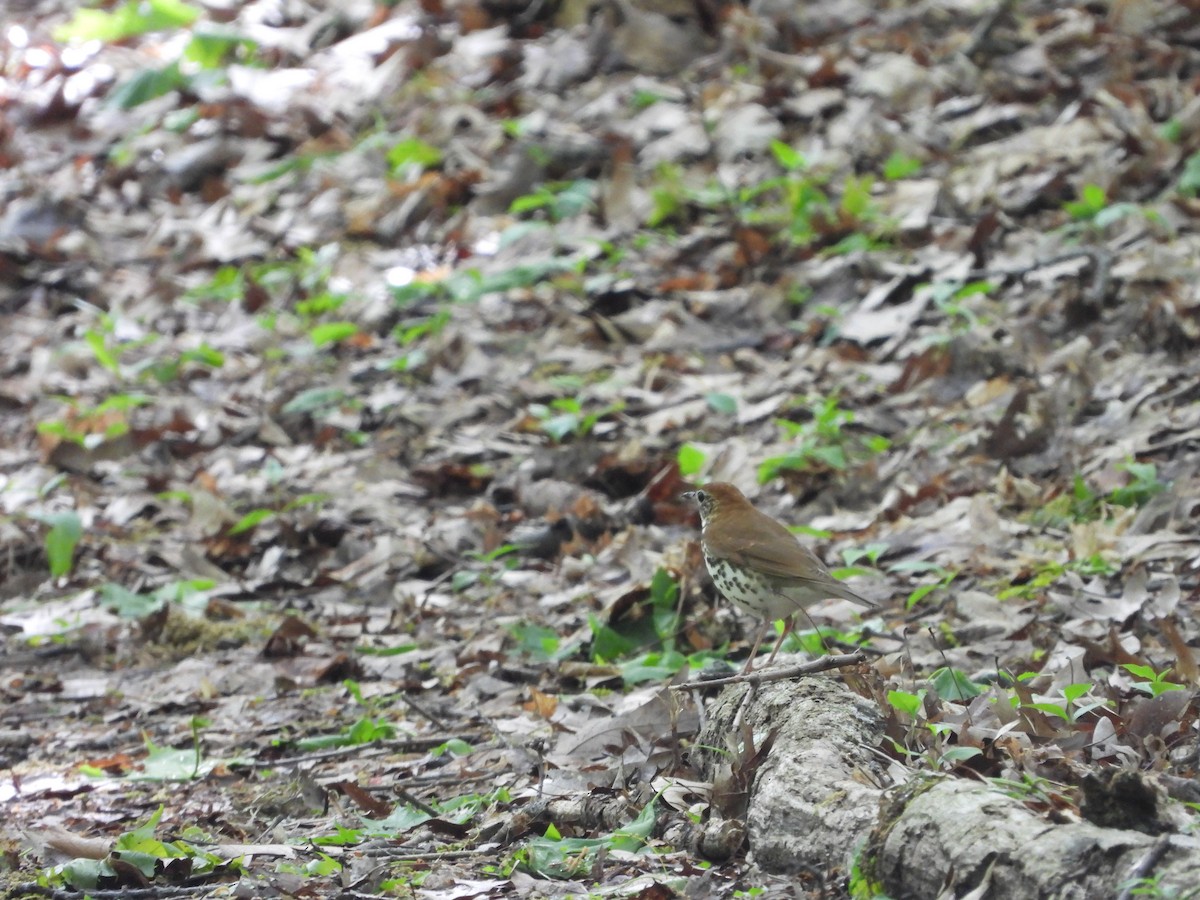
[703,551,775,617]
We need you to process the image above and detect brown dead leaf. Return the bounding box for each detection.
[262,616,319,658]
[526,687,559,719]
[329,780,392,818]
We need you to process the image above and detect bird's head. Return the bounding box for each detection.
[681,482,748,525]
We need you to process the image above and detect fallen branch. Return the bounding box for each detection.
[672,650,867,692]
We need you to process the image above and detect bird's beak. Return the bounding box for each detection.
[680,491,697,503]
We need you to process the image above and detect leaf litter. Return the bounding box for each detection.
[2,0,1199,896]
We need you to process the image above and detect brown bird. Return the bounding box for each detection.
[683,482,879,671]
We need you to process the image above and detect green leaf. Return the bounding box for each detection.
[618,650,686,684]
[184,27,256,69]
[56,0,200,42]
[538,412,580,442]
[887,689,924,717]
[228,508,274,535]
[313,824,364,846]
[1062,683,1092,705]
[108,62,189,110]
[84,330,119,373]
[1025,702,1069,721]
[1093,202,1139,229]
[310,322,358,346]
[1121,663,1156,680]
[677,442,706,476]
[281,387,346,415]
[706,392,738,415]
[770,140,805,171]
[843,543,888,566]
[589,613,635,662]
[136,741,210,781]
[180,344,225,368]
[929,667,984,701]
[1082,183,1107,209]
[387,138,442,174]
[100,583,160,618]
[43,512,83,578]
[905,583,939,608]
[609,799,656,849]
[509,622,562,661]
[431,738,474,757]
[361,804,434,836]
[883,152,922,180]
[1177,150,1200,195]
[940,746,983,763]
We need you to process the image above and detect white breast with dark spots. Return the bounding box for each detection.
[703,552,781,618]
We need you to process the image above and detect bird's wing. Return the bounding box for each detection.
[706,517,877,607]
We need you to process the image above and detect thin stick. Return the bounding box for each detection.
[672,650,868,691]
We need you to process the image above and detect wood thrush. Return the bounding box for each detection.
[683,482,879,671]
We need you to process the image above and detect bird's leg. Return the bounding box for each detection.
[764,615,795,667]
[741,622,770,673]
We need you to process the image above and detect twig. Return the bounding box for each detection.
[394,785,440,818]
[960,0,1017,58]
[1116,835,1173,900]
[378,849,491,862]
[252,733,490,768]
[965,246,1112,306]
[671,650,868,691]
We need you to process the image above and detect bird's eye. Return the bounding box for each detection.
[696,491,708,502]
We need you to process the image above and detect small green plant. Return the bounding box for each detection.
[308,321,359,347]
[740,141,833,246]
[779,623,871,659]
[991,773,1070,807]
[99,579,216,618]
[887,561,957,609]
[511,799,657,878]
[1062,183,1157,235]
[294,716,396,751]
[1034,464,1167,529]
[510,179,596,223]
[40,805,239,891]
[35,511,83,578]
[143,343,225,382]
[78,721,223,783]
[56,0,200,43]
[387,137,442,177]
[1108,460,1169,508]
[582,569,726,682]
[509,621,570,662]
[630,88,667,111]
[996,553,1119,601]
[758,395,889,483]
[1116,873,1195,898]
[677,443,707,476]
[887,687,925,718]
[706,392,737,415]
[451,544,521,592]
[886,685,983,770]
[57,1,266,112]
[1020,682,1111,724]
[842,543,889,568]
[227,493,329,536]
[927,279,995,332]
[646,162,690,228]
[1177,151,1200,196]
[929,666,986,701]
[1121,664,1186,698]
[528,397,625,442]
[883,152,922,180]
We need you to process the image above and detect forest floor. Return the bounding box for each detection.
[2,0,1200,897]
